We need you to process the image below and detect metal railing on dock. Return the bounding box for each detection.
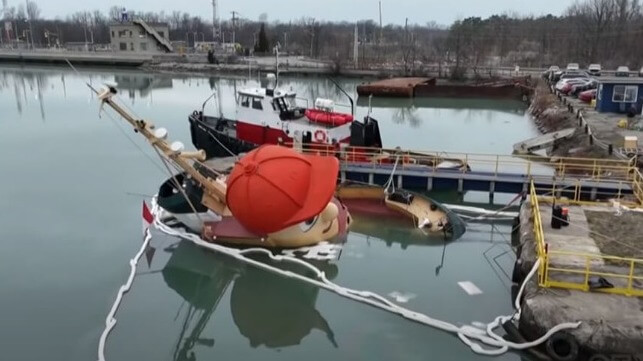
[296,144,634,177]
[530,180,643,297]
[288,144,641,204]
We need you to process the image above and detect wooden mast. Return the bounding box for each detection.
[98,86,229,214]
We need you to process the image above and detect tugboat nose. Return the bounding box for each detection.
[321,203,338,222]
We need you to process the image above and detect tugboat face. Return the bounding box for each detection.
[266,201,349,247]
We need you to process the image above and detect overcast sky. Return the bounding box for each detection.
[28,0,571,25]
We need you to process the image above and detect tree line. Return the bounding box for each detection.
[1,0,642,72]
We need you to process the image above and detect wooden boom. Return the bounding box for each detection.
[97,86,228,214]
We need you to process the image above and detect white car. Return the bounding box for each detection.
[566,63,580,71]
[616,66,630,77]
[588,64,601,76]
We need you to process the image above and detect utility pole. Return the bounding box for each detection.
[379,1,382,45]
[309,19,315,58]
[231,11,238,44]
[353,23,358,68]
[25,0,34,49]
[283,32,287,52]
[211,0,219,43]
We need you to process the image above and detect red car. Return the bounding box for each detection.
[579,89,597,103]
[560,79,590,94]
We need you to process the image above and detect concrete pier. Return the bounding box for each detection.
[0,50,151,66]
[515,200,643,357]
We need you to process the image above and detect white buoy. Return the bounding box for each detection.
[170,141,185,152]
[154,128,168,139]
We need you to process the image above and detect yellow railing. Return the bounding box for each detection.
[530,179,548,286]
[530,180,643,297]
[531,182,639,207]
[632,169,643,205]
[291,143,635,181]
[288,143,641,204]
[544,251,643,297]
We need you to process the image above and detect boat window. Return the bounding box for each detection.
[240,95,249,107]
[285,95,297,109]
[252,97,263,110]
[273,98,286,112]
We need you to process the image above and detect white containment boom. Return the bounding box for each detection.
[513,128,576,154]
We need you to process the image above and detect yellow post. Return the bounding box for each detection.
[593,159,597,179]
[626,260,635,296]
[583,257,591,291]
[526,161,532,178]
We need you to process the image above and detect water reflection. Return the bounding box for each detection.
[162,241,337,360]
[0,65,536,154]
[357,96,527,115]
[115,74,173,100]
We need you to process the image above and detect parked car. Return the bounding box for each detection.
[551,70,565,82]
[579,89,597,103]
[560,71,589,80]
[570,79,598,96]
[615,66,630,77]
[588,64,601,76]
[542,65,560,79]
[555,78,590,94]
[566,63,580,70]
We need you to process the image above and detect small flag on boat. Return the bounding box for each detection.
[142,201,154,235]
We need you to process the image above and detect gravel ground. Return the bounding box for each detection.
[585,210,643,260]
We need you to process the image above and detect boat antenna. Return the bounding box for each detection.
[274,44,280,89]
[326,77,354,116]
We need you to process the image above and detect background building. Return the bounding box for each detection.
[109,19,173,54]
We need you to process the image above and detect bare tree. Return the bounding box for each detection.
[26,0,40,20]
[108,6,121,22]
[16,4,25,20]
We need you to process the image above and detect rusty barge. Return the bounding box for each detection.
[356,77,533,99]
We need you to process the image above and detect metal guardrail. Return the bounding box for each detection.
[530,180,643,297]
[294,143,637,182]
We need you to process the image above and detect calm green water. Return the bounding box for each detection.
[0,65,536,361]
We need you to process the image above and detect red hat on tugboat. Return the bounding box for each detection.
[226,145,339,235]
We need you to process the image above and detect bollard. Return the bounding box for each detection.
[585,124,589,134]
[589,135,594,145]
[608,144,613,155]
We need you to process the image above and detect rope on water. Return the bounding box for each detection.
[148,196,581,356]
[97,227,152,361]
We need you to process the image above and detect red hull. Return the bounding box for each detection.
[236,120,350,146]
[339,198,407,219]
[236,121,291,145]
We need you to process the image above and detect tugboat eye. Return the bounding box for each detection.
[299,216,318,232]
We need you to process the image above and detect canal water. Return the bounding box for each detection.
[0,65,538,361]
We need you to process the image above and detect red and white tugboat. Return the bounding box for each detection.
[188,75,468,172]
[189,74,382,158]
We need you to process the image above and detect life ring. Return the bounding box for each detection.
[314,130,327,143]
[545,331,579,361]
